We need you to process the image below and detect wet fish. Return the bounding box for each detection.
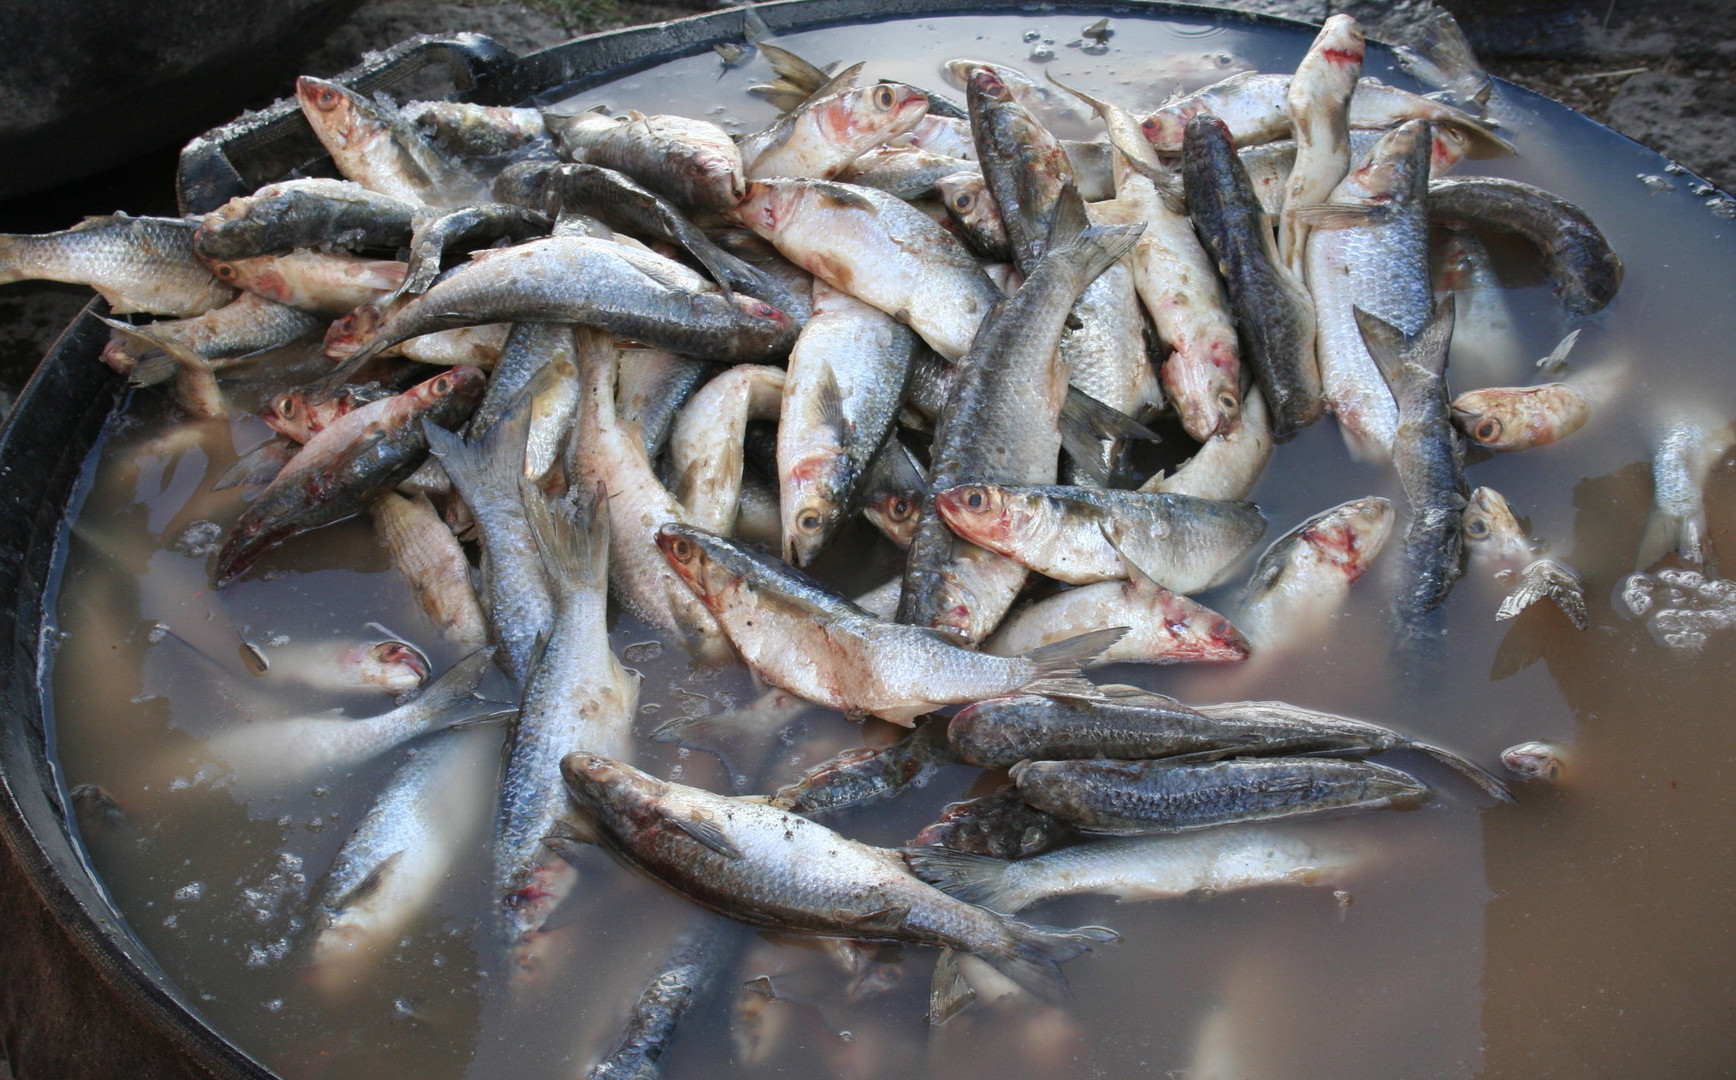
[839,145,974,200]
[546,108,746,212]
[205,648,497,784]
[1237,496,1396,651]
[911,786,1071,860]
[657,523,1124,725]
[983,577,1248,667]
[213,367,485,587]
[1304,120,1434,458]
[424,394,552,682]
[297,77,486,207]
[1279,15,1364,276]
[1501,740,1566,783]
[933,483,1265,592]
[99,292,324,384]
[497,486,640,953]
[732,178,999,361]
[309,727,495,994]
[241,637,428,695]
[261,380,394,444]
[860,438,926,549]
[1496,558,1589,629]
[1639,412,1736,569]
[1451,382,1591,452]
[523,357,579,488]
[770,718,957,816]
[615,348,711,461]
[468,322,577,443]
[948,691,1252,770]
[561,752,1117,1005]
[1011,755,1429,835]
[744,77,931,181]
[777,280,920,565]
[906,825,1362,914]
[1461,487,1537,579]
[395,202,552,297]
[324,235,797,383]
[404,101,549,160]
[368,490,489,646]
[0,213,234,316]
[203,249,406,317]
[1356,299,1467,644]
[1141,386,1273,502]
[1434,230,1519,387]
[193,178,419,261]
[965,63,1075,274]
[935,170,1011,261]
[1183,114,1320,437]
[585,914,743,1080]
[1428,176,1622,316]
[667,365,787,538]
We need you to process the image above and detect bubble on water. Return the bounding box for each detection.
[172,520,223,557]
[162,914,178,928]
[1657,567,1702,588]
[1690,183,1716,197]
[1333,890,1353,907]
[1638,174,1673,194]
[1664,162,1688,175]
[266,634,290,648]
[1710,197,1736,220]
[394,998,417,1019]
[669,764,685,780]
[1082,40,1110,55]
[1030,45,1055,62]
[174,882,205,902]
[263,999,284,1014]
[1023,28,1041,41]
[244,942,270,968]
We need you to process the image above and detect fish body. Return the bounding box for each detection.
[983,577,1248,666]
[194,178,418,260]
[213,367,484,586]
[839,145,974,200]
[770,719,957,816]
[1238,496,1395,651]
[1142,386,1273,502]
[405,101,549,159]
[1011,755,1429,835]
[547,108,746,212]
[1429,176,1622,316]
[934,483,1265,592]
[1434,230,1518,386]
[1639,413,1736,568]
[562,753,1115,1005]
[777,280,921,565]
[657,523,1121,725]
[745,81,931,180]
[1279,15,1364,275]
[1452,383,1590,452]
[204,249,406,316]
[965,63,1075,274]
[1305,120,1434,458]
[245,638,428,695]
[396,202,551,297]
[1183,115,1319,437]
[297,77,485,207]
[101,292,323,380]
[911,786,1071,860]
[0,213,233,316]
[668,364,787,536]
[368,491,488,645]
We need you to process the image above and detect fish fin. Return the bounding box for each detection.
[842,904,911,935]
[741,5,773,45]
[1410,741,1514,802]
[812,61,865,99]
[1046,184,1144,279]
[213,436,296,492]
[900,845,1015,909]
[812,364,850,442]
[330,850,405,913]
[1497,558,1588,629]
[755,42,832,94]
[976,918,1118,1007]
[1444,117,1516,160]
[407,648,498,718]
[522,477,607,598]
[661,811,745,860]
[1018,626,1128,698]
[1351,306,1408,393]
[864,435,925,493]
[928,947,976,1025]
[1289,203,1388,229]
[541,817,600,868]
[424,387,534,508]
[1060,386,1160,458]
[446,707,517,730]
[1536,328,1580,374]
[102,318,225,417]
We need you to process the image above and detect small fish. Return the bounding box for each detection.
[203,249,407,317]
[99,292,323,384]
[1451,382,1591,452]
[1434,230,1519,387]
[297,76,486,207]
[1429,176,1622,316]
[367,491,488,646]
[769,718,957,816]
[0,213,234,316]
[393,202,551,298]
[546,108,746,212]
[1500,740,1566,783]
[965,63,1076,274]
[193,178,419,261]
[1237,496,1396,652]
[241,637,429,694]
[912,786,1072,860]
[1011,755,1429,835]
[983,576,1249,667]
[1278,14,1364,276]
[562,752,1117,1006]
[668,365,787,538]
[1639,413,1736,570]
[743,77,931,181]
[1140,386,1273,502]
[1461,487,1538,579]
[585,914,743,1080]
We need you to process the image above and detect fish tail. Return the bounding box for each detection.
[523,478,609,596]
[425,388,534,505]
[213,436,295,492]
[977,917,1118,1006]
[1412,741,1514,803]
[1046,184,1144,281]
[1017,626,1128,699]
[409,648,500,724]
[1058,386,1159,485]
[0,234,45,285]
[900,845,1017,910]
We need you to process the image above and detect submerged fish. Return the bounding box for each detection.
[1428,176,1622,317]
[1452,382,1591,452]
[1238,496,1396,652]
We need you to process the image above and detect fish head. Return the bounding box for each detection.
[1463,487,1538,573]
[862,489,921,548]
[322,300,392,361]
[781,455,847,567]
[1344,119,1431,204]
[1450,393,1503,447]
[1137,583,1252,662]
[296,77,371,151]
[727,292,797,332]
[260,390,316,441]
[402,365,488,413]
[1500,740,1564,783]
[1429,125,1472,173]
[732,180,802,235]
[1161,341,1242,441]
[655,523,739,611]
[965,65,1013,107]
[1299,496,1395,581]
[931,484,1027,554]
[350,640,431,692]
[821,83,930,151]
[560,752,665,828]
[1178,112,1236,173]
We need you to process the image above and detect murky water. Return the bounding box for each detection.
[43,10,1736,1080]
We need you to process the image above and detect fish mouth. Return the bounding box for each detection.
[370,641,430,687]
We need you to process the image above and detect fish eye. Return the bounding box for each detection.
[276,396,297,418]
[889,497,914,521]
[670,538,694,561]
[1140,117,1159,136]
[964,488,986,510]
[798,511,823,533]
[874,85,896,110]
[213,264,235,280]
[1466,517,1489,539]
[433,375,453,394]
[1217,390,1239,415]
[952,191,974,213]
[1473,418,1502,443]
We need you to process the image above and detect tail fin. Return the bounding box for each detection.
[407,647,500,721]
[901,846,1020,911]
[1018,626,1127,700]
[213,436,296,492]
[102,317,226,418]
[523,478,609,600]
[424,388,533,508]
[1046,184,1143,282]
[1059,386,1159,485]
[977,917,1118,1006]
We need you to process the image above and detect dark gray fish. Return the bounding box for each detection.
[911,786,1072,860]
[770,718,958,816]
[193,178,419,261]
[1011,755,1429,835]
[1428,176,1622,316]
[948,692,1249,770]
[1182,114,1320,436]
[586,915,745,1080]
[397,203,552,297]
[966,63,1076,275]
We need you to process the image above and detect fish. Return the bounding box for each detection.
[260,380,395,444]
[202,249,407,317]
[657,522,1125,725]
[545,107,746,212]
[965,63,1076,274]
[193,178,419,261]
[1451,382,1591,452]
[838,145,975,200]
[905,824,1363,913]
[1639,412,1736,569]
[776,279,921,565]
[585,914,744,1080]
[308,727,496,995]
[561,752,1117,1006]
[898,189,1143,641]
[667,365,787,537]
[523,357,579,488]
[239,637,429,694]
[1500,740,1566,783]
[1182,114,1320,437]
[860,438,926,549]
[1461,487,1538,579]
[769,718,958,816]
[424,395,553,682]
[496,485,640,955]
[322,235,797,385]
[1428,176,1622,316]
[1237,496,1396,652]
[204,648,500,785]
[1303,119,1434,458]
[297,76,486,207]
[1010,755,1430,835]
[1356,299,1468,646]
[732,178,1000,361]
[933,483,1266,592]
[0,213,234,316]
[744,77,931,181]
[1140,386,1273,502]
[1278,15,1364,277]
[935,170,1010,261]
[212,366,485,587]
[403,100,550,159]
[367,490,489,645]
[99,292,324,384]
[911,786,1072,860]
[394,202,552,298]
[467,322,577,443]
[983,577,1248,667]
[1496,558,1589,629]
[1434,230,1519,387]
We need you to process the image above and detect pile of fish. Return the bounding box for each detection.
[15,7,1717,1072]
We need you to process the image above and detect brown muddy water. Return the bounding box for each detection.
[42,10,1736,1080]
